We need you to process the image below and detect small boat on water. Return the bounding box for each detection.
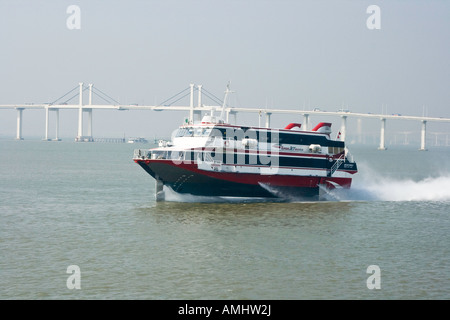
[127,137,148,144]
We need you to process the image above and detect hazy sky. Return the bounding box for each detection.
[0,0,449,139]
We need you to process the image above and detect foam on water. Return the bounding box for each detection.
[353,174,450,201]
[161,167,450,203]
[344,162,450,202]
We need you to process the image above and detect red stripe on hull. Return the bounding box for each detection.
[136,159,352,189]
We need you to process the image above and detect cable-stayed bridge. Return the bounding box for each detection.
[1,82,449,150]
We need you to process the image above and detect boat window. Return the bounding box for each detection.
[151,151,167,159]
[192,128,211,137]
[201,128,211,136]
[329,147,344,155]
[194,128,204,137]
[175,129,185,137]
[175,128,194,137]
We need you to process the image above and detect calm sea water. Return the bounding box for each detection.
[0,138,449,299]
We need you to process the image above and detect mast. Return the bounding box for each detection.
[219,82,233,122]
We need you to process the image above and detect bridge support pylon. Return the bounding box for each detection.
[419,120,427,151]
[378,118,387,150]
[15,108,24,140]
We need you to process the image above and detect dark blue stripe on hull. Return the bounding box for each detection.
[213,127,345,147]
[137,161,320,200]
[166,182,320,200]
[169,151,357,172]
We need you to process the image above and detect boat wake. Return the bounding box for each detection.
[349,174,450,202]
[336,163,450,202]
[158,170,450,203]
